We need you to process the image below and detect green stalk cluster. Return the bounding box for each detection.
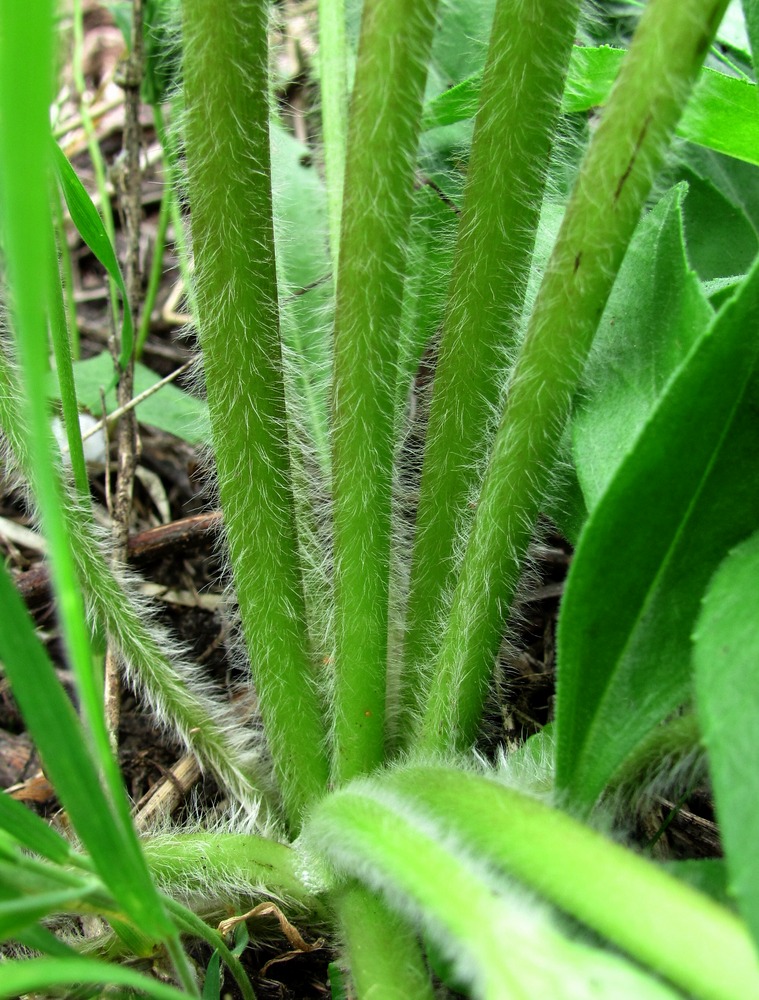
[401,0,581,740]
[417,0,731,753]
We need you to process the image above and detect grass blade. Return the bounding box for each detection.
[53,143,133,369]
[0,561,170,938]
[0,957,190,1000]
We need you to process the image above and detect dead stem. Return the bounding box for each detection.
[106,0,145,750]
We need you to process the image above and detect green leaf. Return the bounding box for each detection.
[201,950,221,1000]
[423,47,759,167]
[63,351,211,446]
[678,165,759,282]
[271,123,332,469]
[694,530,759,951]
[573,183,713,510]
[556,257,759,807]
[52,142,133,369]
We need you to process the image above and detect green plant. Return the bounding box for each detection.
[1,0,759,996]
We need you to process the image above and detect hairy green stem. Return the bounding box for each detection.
[331,0,439,783]
[182,0,329,831]
[383,766,759,1000]
[308,778,678,999]
[335,882,435,1000]
[418,0,730,753]
[401,0,581,741]
[143,833,320,907]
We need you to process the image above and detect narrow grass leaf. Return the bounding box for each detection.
[380,766,759,1000]
[0,957,190,1000]
[573,183,712,509]
[556,258,759,807]
[0,561,170,938]
[423,47,759,167]
[163,897,256,1000]
[53,142,133,369]
[0,791,76,866]
[0,887,95,942]
[201,950,221,1000]
[307,783,682,1000]
[694,530,759,951]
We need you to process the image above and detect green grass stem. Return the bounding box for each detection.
[418,0,730,754]
[137,180,171,358]
[0,3,151,890]
[52,186,80,358]
[331,0,439,784]
[401,0,581,740]
[182,0,329,831]
[70,0,121,337]
[47,240,90,499]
